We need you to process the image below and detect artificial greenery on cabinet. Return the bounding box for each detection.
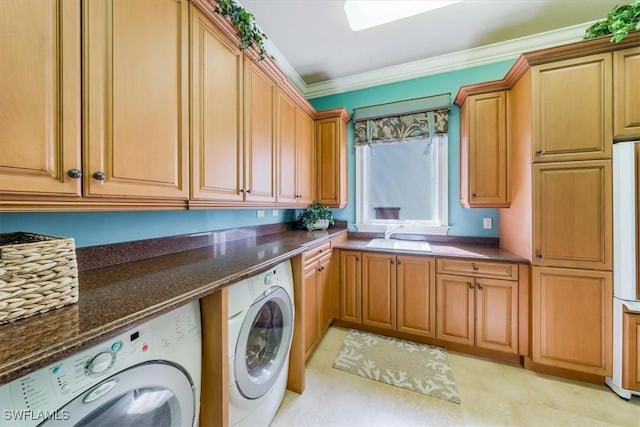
[584,0,640,42]
[213,0,269,59]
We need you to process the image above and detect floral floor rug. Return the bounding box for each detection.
[332,329,461,404]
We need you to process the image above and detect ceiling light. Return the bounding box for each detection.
[344,0,462,31]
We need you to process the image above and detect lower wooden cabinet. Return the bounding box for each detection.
[303,250,333,360]
[342,251,436,337]
[532,266,612,376]
[623,310,640,391]
[436,274,518,354]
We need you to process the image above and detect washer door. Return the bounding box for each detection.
[234,286,293,399]
[40,361,194,427]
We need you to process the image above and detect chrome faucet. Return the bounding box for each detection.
[384,224,404,240]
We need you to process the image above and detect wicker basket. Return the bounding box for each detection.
[0,232,78,324]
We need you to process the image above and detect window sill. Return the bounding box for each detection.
[355,223,449,236]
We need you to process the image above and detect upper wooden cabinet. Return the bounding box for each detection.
[614,47,640,139]
[459,91,510,208]
[315,109,350,208]
[190,6,244,203]
[84,0,189,199]
[244,57,276,203]
[532,160,612,270]
[0,0,82,198]
[276,90,315,206]
[531,54,612,162]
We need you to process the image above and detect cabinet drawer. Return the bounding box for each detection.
[303,241,332,265]
[436,258,518,280]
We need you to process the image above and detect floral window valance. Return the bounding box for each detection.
[353,93,450,146]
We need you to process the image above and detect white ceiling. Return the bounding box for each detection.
[240,0,622,97]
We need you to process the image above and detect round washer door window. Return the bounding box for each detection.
[234,286,293,399]
[40,362,194,427]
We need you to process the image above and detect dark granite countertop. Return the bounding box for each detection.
[0,228,528,385]
[0,227,348,385]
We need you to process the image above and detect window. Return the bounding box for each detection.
[354,95,450,236]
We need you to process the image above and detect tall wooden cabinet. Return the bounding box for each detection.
[457,90,510,208]
[0,0,82,197]
[488,37,640,378]
[83,0,189,199]
[315,109,350,208]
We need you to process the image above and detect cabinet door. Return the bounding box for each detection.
[460,91,509,208]
[623,311,640,391]
[436,274,475,346]
[0,0,81,197]
[362,252,396,330]
[296,109,315,205]
[614,47,640,139]
[84,0,189,199]
[533,160,612,269]
[340,251,361,324]
[276,90,297,204]
[316,113,347,208]
[317,253,333,337]
[532,54,612,162]
[303,263,318,360]
[396,256,435,337]
[244,57,276,203]
[190,7,243,203]
[475,277,518,354]
[532,267,612,376]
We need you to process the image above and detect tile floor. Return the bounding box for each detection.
[271,327,640,427]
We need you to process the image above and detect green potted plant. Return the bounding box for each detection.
[297,202,335,231]
[584,0,640,43]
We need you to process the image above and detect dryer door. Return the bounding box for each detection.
[234,286,293,399]
[40,361,194,427]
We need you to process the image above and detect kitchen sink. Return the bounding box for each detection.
[365,238,432,252]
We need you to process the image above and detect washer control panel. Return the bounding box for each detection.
[0,302,200,427]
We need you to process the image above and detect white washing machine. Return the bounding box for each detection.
[0,301,201,427]
[228,260,294,427]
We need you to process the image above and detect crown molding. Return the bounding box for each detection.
[278,22,594,100]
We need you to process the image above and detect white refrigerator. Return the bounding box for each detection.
[607,140,640,399]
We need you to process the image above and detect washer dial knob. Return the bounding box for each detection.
[86,352,115,376]
[264,274,273,285]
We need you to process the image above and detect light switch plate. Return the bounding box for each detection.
[257,210,265,218]
[483,217,493,229]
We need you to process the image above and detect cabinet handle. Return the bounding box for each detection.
[471,193,476,197]
[397,260,402,265]
[468,282,474,289]
[535,250,542,259]
[390,259,394,264]
[535,148,542,155]
[246,189,251,194]
[67,169,82,179]
[472,263,478,271]
[355,256,359,261]
[92,171,106,181]
[476,283,484,290]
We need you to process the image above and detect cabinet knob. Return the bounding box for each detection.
[472,263,478,271]
[67,169,82,179]
[535,250,542,259]
[355,256,359,262]
[471,193,476,197]
[468,282,474,289]
[535,148,542,155]
[390,259,394,264]
[397,260,402,265]
[92,171,106,181]
[246,189,251,194]
[240,189,245,193]
[476,283,484,290]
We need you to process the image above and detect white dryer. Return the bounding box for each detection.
[0,301,201,427]
[228,260,294,427]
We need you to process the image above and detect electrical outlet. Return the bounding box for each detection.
[257,210,265,218]
[483,217,493,229]
[272,210,278,217]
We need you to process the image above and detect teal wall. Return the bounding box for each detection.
[310,59,516,237]
[0,209,296,248]
[0,60,515,247]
